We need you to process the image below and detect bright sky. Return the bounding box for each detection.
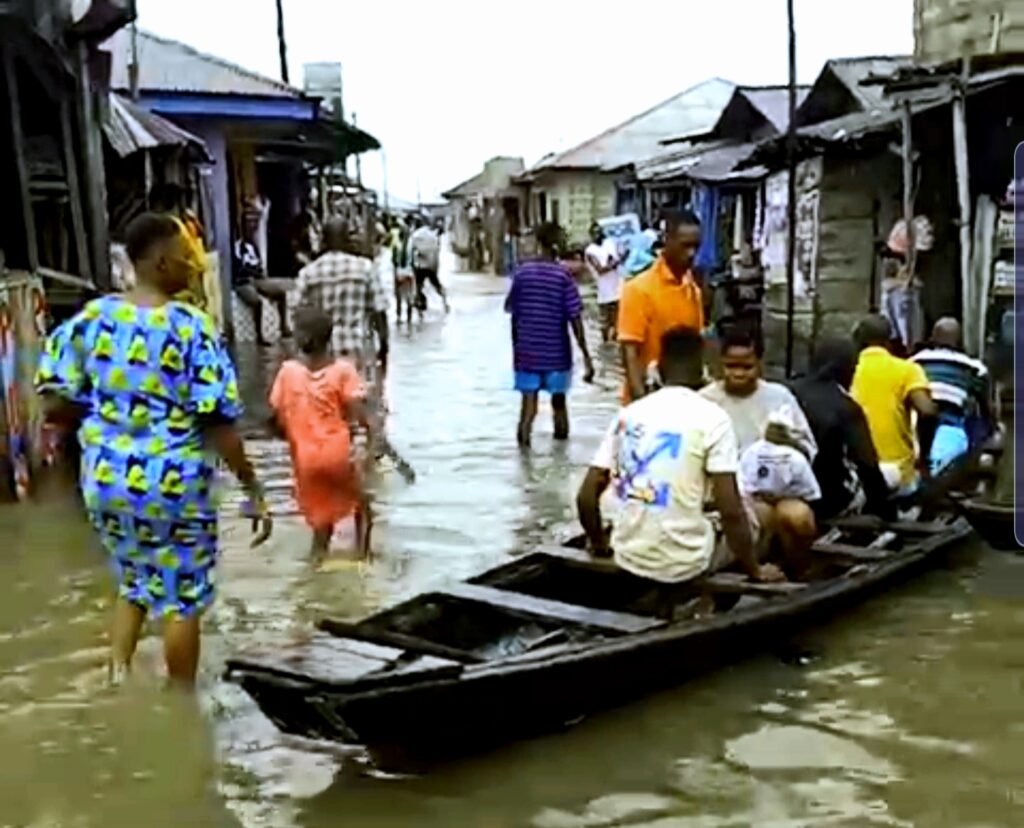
[137,0,913,203]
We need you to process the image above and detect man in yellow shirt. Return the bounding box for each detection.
[850,315,937,495]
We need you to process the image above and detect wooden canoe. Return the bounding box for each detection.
[225,515,972,769]
[956,498,1019,551]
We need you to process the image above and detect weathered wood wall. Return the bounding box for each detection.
[915,0,1024,63]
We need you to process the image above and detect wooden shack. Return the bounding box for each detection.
[747,58,916,377]
[0,0,133,500]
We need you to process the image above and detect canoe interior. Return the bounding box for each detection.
[473,521,918,615]
[339,590,603,660]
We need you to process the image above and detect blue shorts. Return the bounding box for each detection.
[930,423,970,475]
[514,370,571,395]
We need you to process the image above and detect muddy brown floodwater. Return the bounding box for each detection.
[3,262,1024,828]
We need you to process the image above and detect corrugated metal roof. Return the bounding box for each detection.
[105,28,301,98]
[530,78,736,173]
[104,93,211,158]
[442,157,525,199]
[637,140,762,184]
[826,56,913,110]
[741,86,810,133]
[443,169,490,199]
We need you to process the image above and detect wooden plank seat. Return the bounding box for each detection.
[534,544,806,598]
[828,516,951,535]
[812,541,893,562]
[225,631,462,689]
[695,572,807,596]
[439,582,667,634]
[318,619,486,664]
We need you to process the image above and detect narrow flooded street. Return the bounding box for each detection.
[3,264,1024,828]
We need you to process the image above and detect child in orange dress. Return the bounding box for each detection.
[269,307,374,560]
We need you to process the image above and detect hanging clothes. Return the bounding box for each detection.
[693,185,721,273]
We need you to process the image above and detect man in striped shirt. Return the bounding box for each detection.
[505,222,595,448]
[912,318,992,474]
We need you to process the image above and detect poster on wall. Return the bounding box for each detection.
[759,158,822,302]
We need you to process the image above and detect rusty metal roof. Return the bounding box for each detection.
[105,28,301,98]
[104,93,211,159]
[530,78,736,173]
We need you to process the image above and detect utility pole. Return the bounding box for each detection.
[784,0,798,378]
[129,20,140,99]
[353,112,362,187]
[275,0,290,84]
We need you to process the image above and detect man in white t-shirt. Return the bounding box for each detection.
[585,223,623,342]
[576,327,784,590]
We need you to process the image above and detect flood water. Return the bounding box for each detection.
[3,262,1024,828]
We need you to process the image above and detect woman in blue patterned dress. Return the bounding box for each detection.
[36,213,272,686]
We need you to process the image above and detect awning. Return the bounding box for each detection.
[104,94,212,161]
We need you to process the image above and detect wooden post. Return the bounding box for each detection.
[784,0,798,377]
[951,63,975,353]
[275,0,290,84]
[4,48,39,273]
[76,43,111,290]
[353,112,362,187]
[129,21,140,100]
[59,97,93,286]
[900,100,917,288]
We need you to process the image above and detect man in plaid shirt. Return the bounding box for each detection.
[295,217,389,378]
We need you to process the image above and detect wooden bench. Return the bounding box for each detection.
[439,582,666,634]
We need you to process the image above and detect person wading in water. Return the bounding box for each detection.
[505,221,594,448]
[36,213,271,687]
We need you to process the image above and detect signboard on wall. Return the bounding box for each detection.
[304,62,344,119]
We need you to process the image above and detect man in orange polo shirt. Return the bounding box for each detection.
[618,210,704,401]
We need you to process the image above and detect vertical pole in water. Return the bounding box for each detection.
[784,0,798,377]
[275,0,290,84]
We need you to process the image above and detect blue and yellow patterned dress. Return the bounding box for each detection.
[35,296,241,618]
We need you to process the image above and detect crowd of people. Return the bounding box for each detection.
[35,196,996,688]
[504,209,996,599]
